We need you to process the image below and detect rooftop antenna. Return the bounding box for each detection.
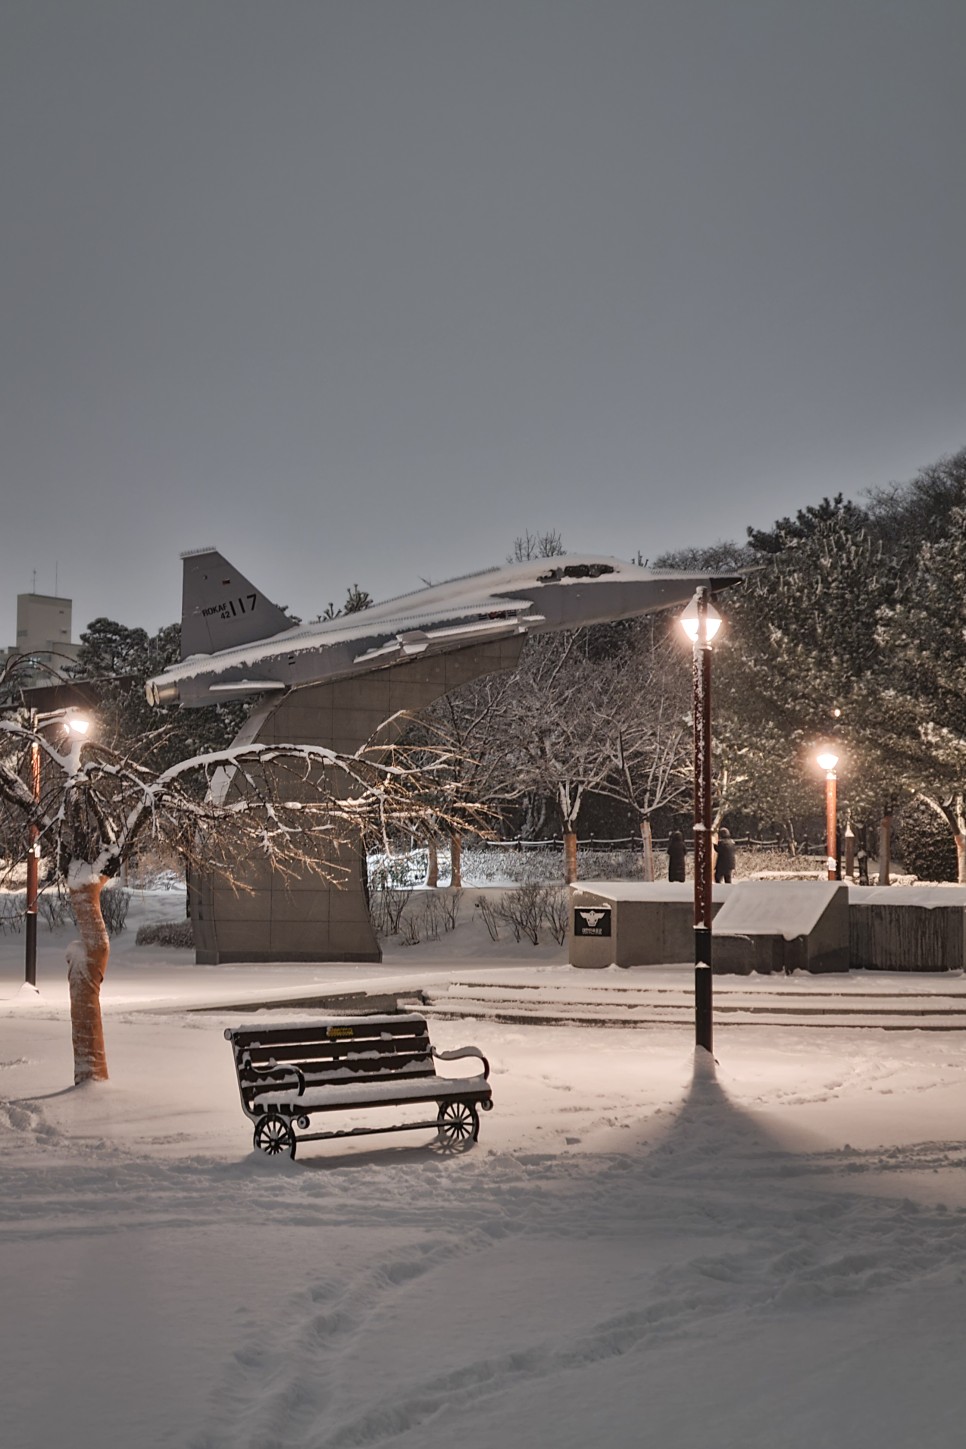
[54,561,59,596]
[31,568,37,594]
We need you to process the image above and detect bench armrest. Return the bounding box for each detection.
[431,1044,490,1081]
[244,1056,306,1097]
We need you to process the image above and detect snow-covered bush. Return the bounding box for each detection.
[897,803,957,882]
[0,892,24,934]
[542,886,569,944]
[494,880,546,944]
[461,847,543,885]
[440,891,462,932]
[135,919,195,948]
[100,886,132,936]
[472,883,569,946]
[475,895,501,941]
[369,887,413,938]
[368,851,432,889]
[39,892,74,929]
[577,848,643,880]
[374,888,464,943]
[369,843,650,888]
[0,889,74,931]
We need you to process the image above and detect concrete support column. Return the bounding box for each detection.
[192,637,525,964]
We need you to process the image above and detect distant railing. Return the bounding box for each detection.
[482,835,799,853]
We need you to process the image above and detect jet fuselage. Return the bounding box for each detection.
[146,549,739,708]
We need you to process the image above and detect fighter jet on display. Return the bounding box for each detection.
[145,547,739,709]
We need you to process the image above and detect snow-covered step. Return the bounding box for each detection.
[419,979,966,1031]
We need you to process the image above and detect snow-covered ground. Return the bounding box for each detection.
[3,889,966,1448]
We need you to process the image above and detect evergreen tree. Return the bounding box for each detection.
[874,505,966,875]
[746,494,870,555]
[653,540,754,572]
[714,499,900,842]
[73,618,246,769]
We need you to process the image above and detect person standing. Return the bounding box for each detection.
[667,829,687,882]
[714,827,736,883]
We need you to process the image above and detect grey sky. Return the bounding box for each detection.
[2,0,964,644]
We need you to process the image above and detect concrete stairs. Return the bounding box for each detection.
[412,976,966,1031]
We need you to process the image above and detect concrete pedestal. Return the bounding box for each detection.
[570,882,728,968]
[192,636,525,964]
[569,879,850,974]
[848,885,966,971]
[712,880,850,974]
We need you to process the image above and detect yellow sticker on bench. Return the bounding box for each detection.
[326,1026,355,1039]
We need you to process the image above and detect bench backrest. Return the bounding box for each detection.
[225,1014,436,1111]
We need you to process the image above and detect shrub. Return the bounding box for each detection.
[898,802,958,882]
[0,893,25,934]
[441,890,462,932]
[39,893,74,929]
[474,895,502,941]
[495,880,546,944]
[369,887,413,938]
[368,851,431,889]
[100,886,131,936]
[542,886,569,944]
[135,919,195,948]
[479,882,572,947]
[463,847,544,886]
[0,891,77,933]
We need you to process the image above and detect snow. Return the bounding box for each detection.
[259,1073,489,1109]
[849,883,966,909]
[714,879,843,938]
[3,888,966,1447]
[574,878,963,946]
[573,879,730,902]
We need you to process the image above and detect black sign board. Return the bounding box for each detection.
[573,906,612,938]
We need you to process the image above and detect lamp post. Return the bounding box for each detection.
[24,708,90,989]
[679,588,722,1055]
[816,749,839,882]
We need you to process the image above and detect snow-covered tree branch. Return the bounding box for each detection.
[0,715,486,1084]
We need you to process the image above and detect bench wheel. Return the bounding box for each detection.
[254,1113,297,1159]
[436,1101,479,1149]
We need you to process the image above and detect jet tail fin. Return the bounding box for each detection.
[179,548,294,659]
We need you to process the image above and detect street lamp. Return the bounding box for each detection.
[816,749,839,882]
[24,708,91,990]
[679,588,722,1055]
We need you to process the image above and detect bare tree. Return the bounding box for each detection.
[416,671,523,884]
[497,634,620,880]
[594,628,692,875]
[0,714,480,1084]
[507,530,565,562]
[319,583,373,620]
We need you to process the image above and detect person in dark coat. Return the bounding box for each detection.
[667,829,686,882]
[714,827,736,883]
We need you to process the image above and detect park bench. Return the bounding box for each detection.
[225,1013,493,1159]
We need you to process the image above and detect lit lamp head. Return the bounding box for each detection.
[678,595,723,643]
[816,749,838,774]
[33,707,92,738]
